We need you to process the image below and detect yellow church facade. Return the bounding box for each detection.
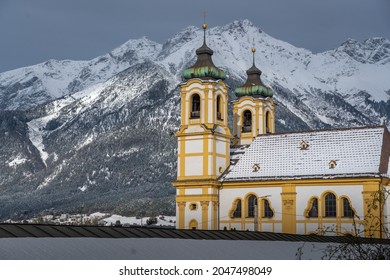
[172,23,390,238]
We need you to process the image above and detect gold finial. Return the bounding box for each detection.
[252,47,256,53]
[202,23,207,30]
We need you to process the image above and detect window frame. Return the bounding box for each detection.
[216,95,223,121]
[190,94,201,119]
[242,110,252,133]
[324,193,337,217]
[247,195,257,218]
[265,111,271,133]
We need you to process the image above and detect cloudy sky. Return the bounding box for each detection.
[0,0,389,72]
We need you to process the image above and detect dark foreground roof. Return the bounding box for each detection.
[1,223,389,244]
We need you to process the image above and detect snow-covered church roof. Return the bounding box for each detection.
[223,126,390,182]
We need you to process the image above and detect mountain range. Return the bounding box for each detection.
[0,20,389,220]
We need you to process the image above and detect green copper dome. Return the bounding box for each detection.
[235,84,273,97]
[183,24,226,80]
[234,49,273,98]
[183,64,226,80]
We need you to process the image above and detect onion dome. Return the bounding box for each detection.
[183,23,226,80]
[234,47,273,98]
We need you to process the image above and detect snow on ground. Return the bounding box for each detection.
[78,185,88,192]
[7,155,27,167]
[113,148,139,158]
[27,120,49,166]
[89,212,109,219]
[36,163,64,190]
[103,214,176,227]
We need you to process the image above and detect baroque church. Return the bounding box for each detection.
[172,23,390,238]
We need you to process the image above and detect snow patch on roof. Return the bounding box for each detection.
[224,127,386,181]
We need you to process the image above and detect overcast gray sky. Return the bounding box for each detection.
[0,0,389,72]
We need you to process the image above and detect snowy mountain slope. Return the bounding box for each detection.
[0,38,161,110]
[2,20,389,126]
[0,20,389,219]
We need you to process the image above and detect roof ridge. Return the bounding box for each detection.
[254,125,386,138]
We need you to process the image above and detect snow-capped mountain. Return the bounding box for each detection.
[0,20,389,220]
[0,37,161,110]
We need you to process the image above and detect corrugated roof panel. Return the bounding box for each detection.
[0,226,18,238]
[33,225,70,237]
[1,225,36,238]
[129,228,156,238]
[157,229,181,239]
[94,227,126,238]
[83,227,115,238]
[50,226,81,237]
[222,230,248,240]
[193,230,220,239]
[22,225,54,238]
[210,230,237,240]
[67,226,101,238]
[0,224,389,244]
[147,228,177,239]
[115,227,139,238]
[170,230,196,239]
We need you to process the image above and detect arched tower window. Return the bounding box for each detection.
[308,198,318,217]
[232,199,242,218]
[266,111,271,133]
[325,193,336,217]
[247,195,257,217]
[342,198,354,218]
[191,94,200,119]
[216,95,222,120]
[242,110,252,132]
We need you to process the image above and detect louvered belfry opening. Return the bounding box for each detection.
[242,110,252,132]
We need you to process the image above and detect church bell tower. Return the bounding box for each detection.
[233,47,275,145]
[172,22,232,230]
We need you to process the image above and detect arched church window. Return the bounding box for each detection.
[216,95,222,120]
[342,198,354,218]
[263,199,274,218]
[232,199,242,218]
[308,198,318,217]
[242,110,252,132]
[247,195,257,218]
[266,111,271,133]
[191,94,200,118]
[325,193,336,217]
